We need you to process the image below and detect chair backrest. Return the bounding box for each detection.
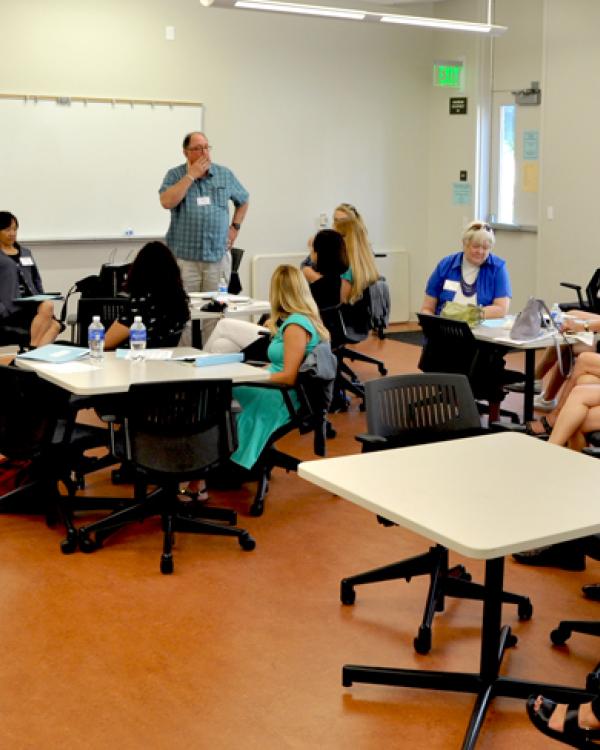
[363,373,481,448]
[417,313,506,404]
[98,263,131,298]
[119,379,236,477]
[341,287,372,342]
[74,297,131,346]
[228,247,244,295]
[586,268,600,311]
[319,304,348,350]
[0,365,64,461]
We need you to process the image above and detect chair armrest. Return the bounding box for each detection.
[355,433,389,449]
[560,282,585,307]
[583,446,600,458]
[489,420,526,433]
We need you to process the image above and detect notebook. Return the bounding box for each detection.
[17,344,89,363]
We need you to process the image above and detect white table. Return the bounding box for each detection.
[299,432,600,749]
[15,347,269,396]
[189,297,271,347]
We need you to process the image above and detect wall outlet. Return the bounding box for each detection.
[318,213,328,228]
[165,26,175,41]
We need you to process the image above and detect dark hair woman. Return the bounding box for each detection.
[104,241,190,349]
[0,211,62,347]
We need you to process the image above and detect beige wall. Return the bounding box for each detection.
[0,0,433,307]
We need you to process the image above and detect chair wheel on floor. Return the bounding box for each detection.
[249,498,264,517]
[550,626,571,645]
[78,531,101,553]
[378,365,388,376]
[60,532,78,554]
[414,626,432,655]
[160,554,174,575]
[340,581,356,605]
[239,532,256,551]
[518,598,534,620]
[448,564,472,582]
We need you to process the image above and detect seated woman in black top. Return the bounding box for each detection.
[0,211,62,347]
[104,241,190,350]
[303,228,349,309]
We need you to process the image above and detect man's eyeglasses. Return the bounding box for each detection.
[187,144,212,152]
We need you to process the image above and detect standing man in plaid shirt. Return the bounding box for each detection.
[159,131,249,306]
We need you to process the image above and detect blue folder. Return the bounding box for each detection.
[17,344,89,363]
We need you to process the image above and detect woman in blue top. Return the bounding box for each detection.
[421,221,511,320]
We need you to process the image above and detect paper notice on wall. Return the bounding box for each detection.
[523,130,539,160]
[452,182,472,205]
[522,162,539,193]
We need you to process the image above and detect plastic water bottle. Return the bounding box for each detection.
[87,315,105,361]
[129,316,147,360]
[550,302,564,329]
[216,272,228,303]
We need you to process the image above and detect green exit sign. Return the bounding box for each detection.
[434,62,463,89]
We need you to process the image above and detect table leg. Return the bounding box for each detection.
[523,349,536,422]
[341,554,594,749]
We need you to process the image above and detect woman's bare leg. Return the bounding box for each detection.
[549,384,600,447]
[29,301,60,347]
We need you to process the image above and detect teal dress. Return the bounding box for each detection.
[231,313,320,470]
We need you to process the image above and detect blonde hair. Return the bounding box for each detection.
[333,205,379,303]
[268,265,329,341]
[462,220,495,250]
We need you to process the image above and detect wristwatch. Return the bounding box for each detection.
[584,321,590,331]
[231,222,241,231]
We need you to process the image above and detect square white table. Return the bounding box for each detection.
[299,432,600,749]
[14,347,269,396]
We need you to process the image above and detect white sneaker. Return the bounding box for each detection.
[533,393,557,411]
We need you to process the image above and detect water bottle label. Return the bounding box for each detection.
[130,330,146,343]
[89,330,105,341]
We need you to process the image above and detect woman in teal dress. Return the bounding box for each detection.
[231,264,329,470]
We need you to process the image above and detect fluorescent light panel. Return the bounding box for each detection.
[228,0,507,35]
[234,1,365,20]
[380,15,492,33]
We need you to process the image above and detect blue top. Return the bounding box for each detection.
[425,251,511,315]
[159,162,249,262]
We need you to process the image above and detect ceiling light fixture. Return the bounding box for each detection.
[234,0,365,20]
[215,0,507,35]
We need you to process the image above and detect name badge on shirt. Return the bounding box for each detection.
[197,196,211,206]
[20,256,34,266]
[443,279,460,292]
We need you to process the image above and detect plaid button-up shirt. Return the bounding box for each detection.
[159,162,249,262]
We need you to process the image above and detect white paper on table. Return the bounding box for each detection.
[116,349,174,360]
[493,332,555,346]
[41,362,98,373]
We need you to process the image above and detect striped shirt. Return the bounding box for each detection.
[159,162,249,262]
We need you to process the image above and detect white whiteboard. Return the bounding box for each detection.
[0,97,203,241]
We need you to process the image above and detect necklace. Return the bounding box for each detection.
[460,261,479,297]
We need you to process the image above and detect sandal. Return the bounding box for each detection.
[178,487,209,504]
[526,696,600,747]
[525,416,553,437]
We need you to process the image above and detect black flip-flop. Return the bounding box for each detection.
[526,695,600,747]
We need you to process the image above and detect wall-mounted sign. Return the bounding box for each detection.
[523,130,539,160]
[450,97,468,115]
[434,61,464,89]
[452,182,472,205]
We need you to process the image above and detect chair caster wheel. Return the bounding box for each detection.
[586,669,600,693]
[340,581,356,605]
[249,499,264,517]
[60,534,78,555]
[160,554,174,574]
[325,421,337,439]
[239,532,256,551]
[79,532,100,553]
[518,598,533,620]
[505,632,518,648]
[379,367,388,376]
[550,627,570,646]
[414,626,431,655]
[359,402,366,412]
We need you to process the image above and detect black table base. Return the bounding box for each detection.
[342,556,594,749]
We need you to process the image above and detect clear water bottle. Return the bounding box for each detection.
[216,272,228,303]
[550,302,564,329]
[87,315,105,361]
[129,316,147,360]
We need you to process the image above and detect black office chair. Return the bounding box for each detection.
[340,373,532,654]
[340,284,388,375]
[559,267,600,313]
[417,313,521,424]
[0,364,119,553]
[240,349,336,517]
[77,379,256,574]
[71,296,131,346]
